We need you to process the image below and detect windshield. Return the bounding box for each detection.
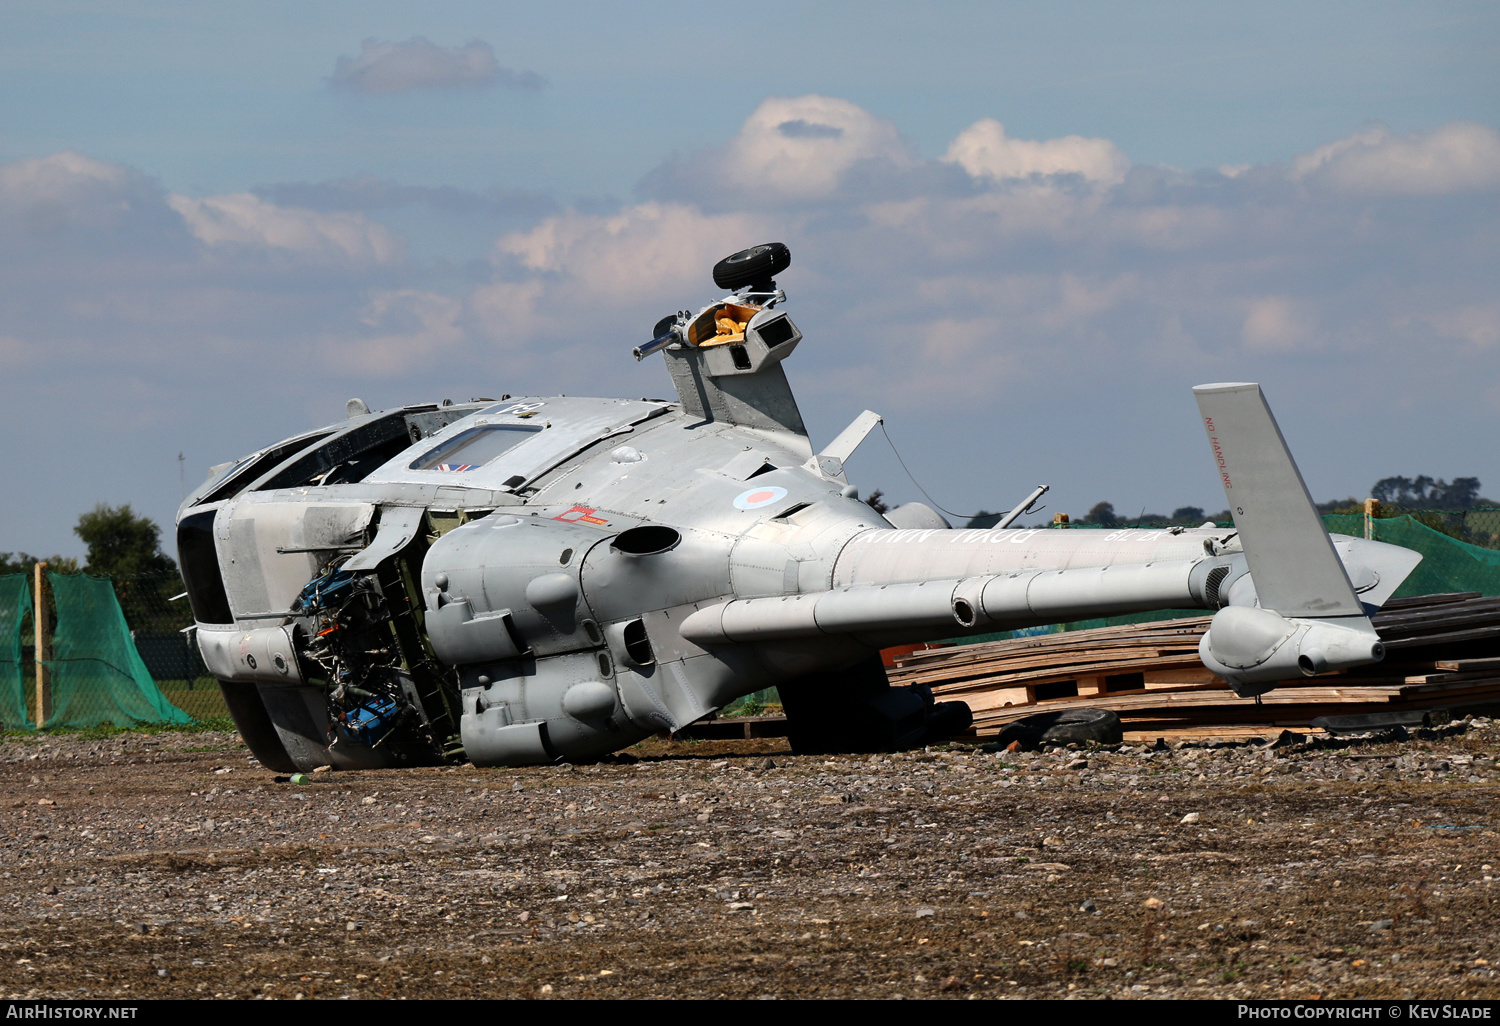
[410,424,541,471]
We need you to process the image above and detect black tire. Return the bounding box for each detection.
[993,708,1122,750]
[712,243,791,291]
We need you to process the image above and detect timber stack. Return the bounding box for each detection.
[886,593,1500,740]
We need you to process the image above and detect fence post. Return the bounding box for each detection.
[33,561,49,726]
[1364,498,1380,541]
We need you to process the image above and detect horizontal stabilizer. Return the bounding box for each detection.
[807,409,882,479]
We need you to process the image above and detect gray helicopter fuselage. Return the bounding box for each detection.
[177,260,1421,772]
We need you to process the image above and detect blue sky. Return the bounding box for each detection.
[3,1,1499,558]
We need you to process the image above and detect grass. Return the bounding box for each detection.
[13,673,230,730]
[3,717,237,740]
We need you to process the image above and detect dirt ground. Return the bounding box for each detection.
[2,719,1499,1001]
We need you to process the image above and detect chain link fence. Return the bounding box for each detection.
[2,569,227,731]
[1358,506,1500,550]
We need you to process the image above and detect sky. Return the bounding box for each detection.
[3,1,1499,560]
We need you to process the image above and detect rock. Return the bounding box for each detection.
[1370,919,1393,931]
[915,908,935,918]
[1079,898,1097,913]
[1180,812,1201,824]
[1144,897,1165,911]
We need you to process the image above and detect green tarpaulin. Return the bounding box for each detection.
[0,574,32,730]
[1322,514,1500,599]
[44,574,190,728]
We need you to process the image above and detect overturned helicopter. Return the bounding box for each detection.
[176,243,1421,772]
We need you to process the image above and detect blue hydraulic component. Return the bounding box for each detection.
[293,568,358,613]
[341,695,399,745]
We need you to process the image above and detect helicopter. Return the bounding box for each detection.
[175,243,1421,772]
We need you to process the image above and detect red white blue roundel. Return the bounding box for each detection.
[734,485,788,510]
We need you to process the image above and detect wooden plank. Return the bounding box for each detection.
[1379,592,1481,610]
[1384,626,1500,649]
[1436,657,1500,672]
[892,652,1208,691]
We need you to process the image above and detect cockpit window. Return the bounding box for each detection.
[410,424,541,471]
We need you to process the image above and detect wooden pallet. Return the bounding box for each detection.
[888,593,1500,737]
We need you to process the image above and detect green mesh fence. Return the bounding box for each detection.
[0,574,33,730]
[44,574,191,728]
[1343,507,1500,551]
[1323,514,1500,598]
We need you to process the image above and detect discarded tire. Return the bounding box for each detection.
[712,243,791,291]
[993,708,1122,750]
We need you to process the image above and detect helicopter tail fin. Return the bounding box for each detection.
[1191,383,1389,696]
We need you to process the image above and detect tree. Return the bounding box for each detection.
[864,489,890,515]
[1084,502,1118,527]
[0,552,80,576]
[1371,475,1485,509]
[74,504,177,578]
[73,505,183,633]
[1170,506,1206,524]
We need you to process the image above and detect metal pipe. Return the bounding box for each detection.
[994,484,1049,530]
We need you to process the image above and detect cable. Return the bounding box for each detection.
[877,422,990,523]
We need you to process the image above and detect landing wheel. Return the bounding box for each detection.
[712,243,791,292]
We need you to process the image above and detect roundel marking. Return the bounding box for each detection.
[734,485,788,510]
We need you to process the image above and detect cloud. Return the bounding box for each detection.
[944,119,1131,188]
[475,202,767,347]
[1428,303,1500,349]
[723,96,910,200]
[0,151,182,250]
[322,289,466,375]
[168,193,403,266]
[5,105,1500,560]
[254,174,556,219]
[640,95,916,206]
[0,150,129,207]
[1240,296,1319,352]
[1293,122,1500,195]
[329,38,542,94]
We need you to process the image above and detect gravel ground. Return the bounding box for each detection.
[2,719,1499,1000]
